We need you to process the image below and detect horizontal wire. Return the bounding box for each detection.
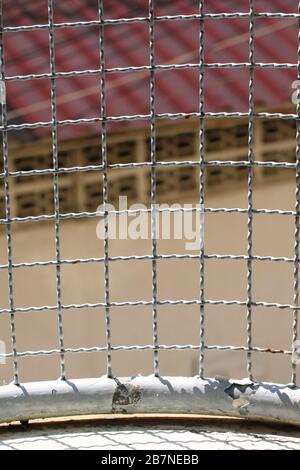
[0,299,298,315]
[0,344,292,359]
[2,12,299,33]
[0,253,296,271]
[0,206,296,226]
[4,62,298,82]
[0,112,299,133]
[0,159,297,180]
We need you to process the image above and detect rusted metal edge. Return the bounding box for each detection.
[0,376,299,425]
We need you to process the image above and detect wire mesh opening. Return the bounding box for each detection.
[0,0,300,425]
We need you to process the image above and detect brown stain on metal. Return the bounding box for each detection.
[112,383,142,414]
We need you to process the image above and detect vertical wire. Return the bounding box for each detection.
[47,0,65,380]
[149,0,159,376]
[98,0,112,378]
[199,0,205,378]
[247,0,255,381]
[0,0,18,385]
[292,1,300,387]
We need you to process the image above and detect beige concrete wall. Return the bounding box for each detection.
[0,178,299,386]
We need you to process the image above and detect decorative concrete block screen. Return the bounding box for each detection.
[0,0,300,425]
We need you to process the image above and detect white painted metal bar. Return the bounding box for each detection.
[0,377,299,426]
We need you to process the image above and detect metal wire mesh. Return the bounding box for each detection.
[0,0,300,424]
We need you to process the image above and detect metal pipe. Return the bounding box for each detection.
[0,376,299,425]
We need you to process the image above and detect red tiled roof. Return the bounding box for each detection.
[2,0,298,139]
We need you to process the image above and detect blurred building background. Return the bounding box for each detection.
[0,0,299,385]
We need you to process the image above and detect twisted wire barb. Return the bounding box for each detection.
[149,0,159,377]
[98,0,112,378]
[199,0,205,379]
[292,1,300,386]
[0,0,18,385]
[48,0,65,380]
[246,0,255,382]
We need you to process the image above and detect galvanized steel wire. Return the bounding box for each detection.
[0,0,300,387]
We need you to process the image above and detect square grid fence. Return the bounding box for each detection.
[0,1,300,425]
